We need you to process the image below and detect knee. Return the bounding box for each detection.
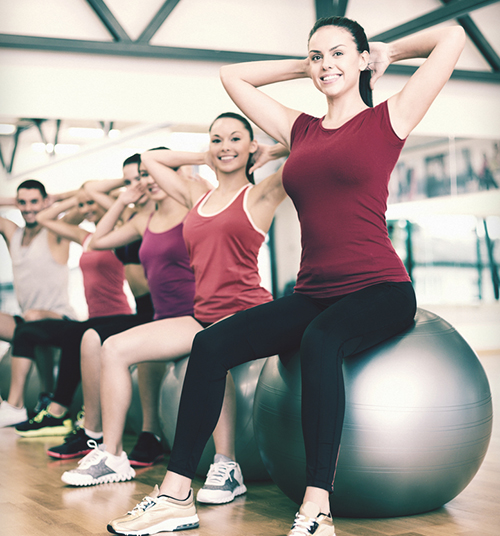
[81,329,101,362]
[101,335,126,368]
[189,329,225,375]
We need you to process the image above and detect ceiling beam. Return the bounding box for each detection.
[370,0,500,42]
[136,0,183,44]
[441,0,500,71]
[315,0,349,19]
[86,0,132,42]
[0,33,301,62]
[0,33,499,84]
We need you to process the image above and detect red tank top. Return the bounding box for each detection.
[283,101,410,298]
[182,184,272,323]
[79,234,132,318]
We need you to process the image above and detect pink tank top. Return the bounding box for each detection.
[183,184,272,323]
[139,216,195,320]
[79,234,132,318]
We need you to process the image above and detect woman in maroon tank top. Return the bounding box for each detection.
[60,114,288,501]
[105,16,465,536]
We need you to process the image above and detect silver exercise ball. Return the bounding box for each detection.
[159,356,270,481]
[253,308,493,518]
[125,366,142,435]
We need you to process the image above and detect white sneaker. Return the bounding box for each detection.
[107,486,199,535]
[0,400,28,428]
[196,454,247,504]
[61,441,135,487]
[287,502,336,536]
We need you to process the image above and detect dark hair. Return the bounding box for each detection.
[308,16,372,107]
[209,112,255,184]
[17,179,47,198]
[123,153,141,167]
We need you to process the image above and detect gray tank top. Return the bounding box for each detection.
[10,226,75,318]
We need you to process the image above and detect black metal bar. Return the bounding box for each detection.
[136,0,183,44]
[370,0,499,42]
[7,127,22,174]
[267,221,279,299]
[86,0,132,42]
[1,33,499,84]
[476,221,483,300]
[315,0,349,18]
[334,0,349,17]
[53,119,62,147]
[405,220,414,280]
[32,119,48,146]
[483,218,499,300]
[441,0,500,71]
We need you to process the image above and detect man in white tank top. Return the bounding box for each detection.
[0,179,79,428]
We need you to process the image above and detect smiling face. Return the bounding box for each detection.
[308,25,368,99]
[209,117,257,176]
[77,190,105,223]
[16,188,48,228]
[124,161,149,206]
[139,162,167,202]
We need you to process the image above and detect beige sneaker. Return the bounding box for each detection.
[287,502,336,535]
[107,486,199,535]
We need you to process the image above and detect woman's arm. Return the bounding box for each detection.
[89,183,145,251]
[141,150,211,209]
[220,60,307,147]
[84,178,126,212]
[371,26,466,139]
[36,195,88,245]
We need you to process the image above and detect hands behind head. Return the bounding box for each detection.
[118,181,147,205]
[367,42,391,89]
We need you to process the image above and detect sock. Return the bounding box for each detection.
[214,453,233,464]
[85,428,103,440]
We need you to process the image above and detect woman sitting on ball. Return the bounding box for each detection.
[107,16,465,536]
[61,113,288,505]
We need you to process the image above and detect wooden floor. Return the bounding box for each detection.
[0,353,498,536]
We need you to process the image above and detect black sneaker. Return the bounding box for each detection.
[128,432,164,467]
[15,409,73,437]
[47,427,103,459]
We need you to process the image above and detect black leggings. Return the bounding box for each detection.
[12,295,154,408]
[168,281,416,492]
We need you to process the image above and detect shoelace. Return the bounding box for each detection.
[76,440,103,468]
[205,461,235,485]
[290,513,319,535]
[129,494,157,514]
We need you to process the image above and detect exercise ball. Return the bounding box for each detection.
[253,308,493,518]
[125,366,142,435]
[159,356,270,481]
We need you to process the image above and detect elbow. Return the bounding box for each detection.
[449,25,466,50]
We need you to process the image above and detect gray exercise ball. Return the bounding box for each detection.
[253,308,493,518]
[159,355,270,481]
[125,365,142,435]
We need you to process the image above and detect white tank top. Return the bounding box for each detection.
[9,226,75,318]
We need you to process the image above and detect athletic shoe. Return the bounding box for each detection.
[107,485,199,535]
[47,427,103,459]
[15,408,73,437]
[0,400,28,428]
[61,442,135,486]
[33,392,53,414]
[196,454,247,504]
[287,502,336,536]
[128,432,164,467]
